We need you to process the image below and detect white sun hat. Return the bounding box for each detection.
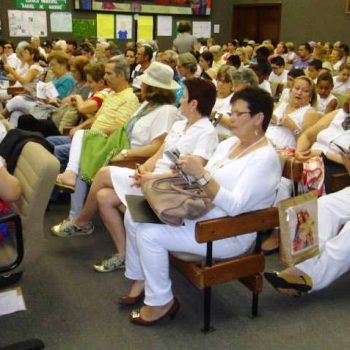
[139,61,180,90]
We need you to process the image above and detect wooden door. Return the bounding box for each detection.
[232,4,281,45]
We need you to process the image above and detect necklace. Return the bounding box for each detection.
[209,136,266,174]
[230,136,266,160]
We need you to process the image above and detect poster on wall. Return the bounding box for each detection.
[72,19,96,38]
[192,21,211,38]
[75,0,211,16]
[116,15,132,39]
[16,0,67,11]
[8,10,47,37]
[50,12,72,32]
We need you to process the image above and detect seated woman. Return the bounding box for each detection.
[294,103,350,193]
[5,51,76,126]
[266,76,320,151]
[262,76,320,253]
[213,67,259,139]
[2,45,44,93]
[51,62,179,232]
[199,51,216,81]
[16,55,91,137]
[121,87,281,325]
[265,179,350,297]
[53,78,218,272]
[332,63,350,94]
[46,62,109,171]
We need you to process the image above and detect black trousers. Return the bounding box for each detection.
[17,114,60,138]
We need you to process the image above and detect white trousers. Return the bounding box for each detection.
[66,129,84,175]
[124,210,256,306]
[7,95,36,127]
[297,187,350,292]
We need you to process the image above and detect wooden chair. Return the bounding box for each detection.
[329,172,350,193]
[170,157,303,332]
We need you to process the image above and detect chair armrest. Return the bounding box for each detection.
[282,157,303,182]
[7,86,26,96]
[195,207,279,243]
[329,172,350,193]
[0,212,23,274]
[109,157,148,169]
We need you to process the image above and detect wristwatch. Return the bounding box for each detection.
[120,149,128,158]
[196,172,212,186]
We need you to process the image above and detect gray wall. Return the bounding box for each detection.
[1,0,350,50]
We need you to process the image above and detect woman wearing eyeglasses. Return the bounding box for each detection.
[122,87,281,326]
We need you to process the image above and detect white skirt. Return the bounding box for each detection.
[109,166,142,206]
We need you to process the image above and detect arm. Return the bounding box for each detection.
[4,65,40,85]
[113,133,167,161]
[324,98,338,114]
[295,109,338,161]
[0,159,22,202]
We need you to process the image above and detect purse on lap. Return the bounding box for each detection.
[141,176,213,226]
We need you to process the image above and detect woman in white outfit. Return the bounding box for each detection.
[124,87,281,326]
[262,76,320,253]
[265,183,350,296]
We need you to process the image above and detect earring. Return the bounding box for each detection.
[254,129,259,136]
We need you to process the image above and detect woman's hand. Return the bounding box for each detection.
[176,155,205,179]
[295,149,321,161]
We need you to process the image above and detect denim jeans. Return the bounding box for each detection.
[46,135,71,171]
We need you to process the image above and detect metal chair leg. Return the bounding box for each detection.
[202,286,214,332]
[252,292,259,317]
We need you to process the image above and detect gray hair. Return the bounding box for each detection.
[16,41,30,53]
[232,68,259,87]
[162,50,178,64]
[108,55,130,80]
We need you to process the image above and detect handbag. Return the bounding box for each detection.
[278,190,319,266]
[141,176,214,226]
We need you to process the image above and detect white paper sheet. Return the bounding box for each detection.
[36,81,59,99]
[157,16,172,36]
[50,12,72,33]
[0,288,26,316]
[8,10,47,37]
[192,21,211,39]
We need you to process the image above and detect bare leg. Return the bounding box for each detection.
[127,280,145,298]
[74,166,113,227]
[96,187,126,256]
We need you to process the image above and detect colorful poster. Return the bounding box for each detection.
[72,19,96,38]
[16,0,67,11]
[97,14,115,39]
[8,10,47,37]
[75,0,211,16]
[116,15,132,40]
[137,16,153,41]
[50,12,72,33]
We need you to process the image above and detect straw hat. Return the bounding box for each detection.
[139,61,180,90]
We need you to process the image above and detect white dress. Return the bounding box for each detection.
[212,93,233,137]
[312,109,349,155]
[316,94,337,114]
[110,117,219,205]
[332,77,350,94]
[266,102,312,149]
[124,137,281,306]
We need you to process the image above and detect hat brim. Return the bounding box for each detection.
[139,74,180,90]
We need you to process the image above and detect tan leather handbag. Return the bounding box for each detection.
[142,176,213,226]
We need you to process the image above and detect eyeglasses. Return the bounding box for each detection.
[230,111,251,117]
[4,45,12,49]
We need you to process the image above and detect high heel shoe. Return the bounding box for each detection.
[129,298,180,326]
[118,292,145,306]
[264,271,312,297]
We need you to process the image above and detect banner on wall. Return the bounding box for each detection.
[16,0,67,11]
[75,0,211,16]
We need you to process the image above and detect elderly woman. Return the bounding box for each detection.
[5,51,75,126]
[120,87,281,326]
[52,62,179,235]
[54,78,219,273]
[177,52,198,81]
[212,67,259,138]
